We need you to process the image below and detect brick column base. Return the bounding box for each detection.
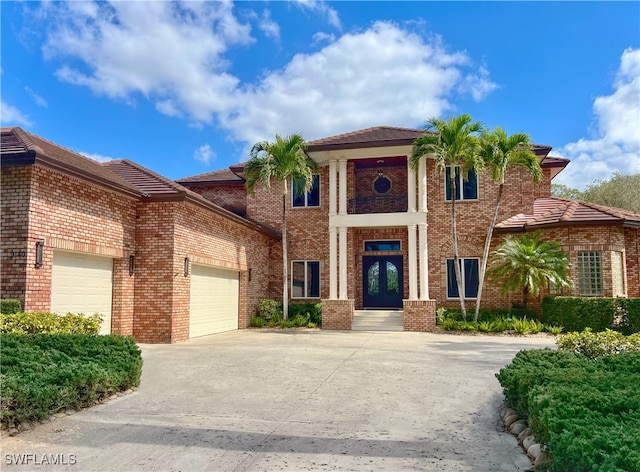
[403,299,437,332]
[321,299,354,330]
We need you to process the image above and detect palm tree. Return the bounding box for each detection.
[245,133,318,320]
[487,232,572,310]
[473,128,542,321]
[411,114,483,321]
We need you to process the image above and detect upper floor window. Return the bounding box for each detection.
[446,258,479,299]
[577,251,602,296]
[445,166,478,201]
[291,260,320,298]
[292,175,320,208]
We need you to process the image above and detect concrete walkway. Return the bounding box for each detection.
[1,331,555,471]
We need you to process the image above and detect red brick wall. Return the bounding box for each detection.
[625,227,640,298]
[190,183,247,216]
[1,166,32,308]
[1,165,137,332]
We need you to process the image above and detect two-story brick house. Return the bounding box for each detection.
[2,126,638,341]
[178,126,640,331]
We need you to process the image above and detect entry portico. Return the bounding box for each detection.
[306,127,437,330]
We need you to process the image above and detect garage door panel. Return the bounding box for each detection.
[189,265,239,338]
[51,251,113,335]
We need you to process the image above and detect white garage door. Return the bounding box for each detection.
[51,251,113,335]
[189,264,239,338]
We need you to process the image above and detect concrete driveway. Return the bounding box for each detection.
[1,330,554,471]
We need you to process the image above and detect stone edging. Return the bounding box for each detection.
[0,387,138,438]
[501,405,550,469]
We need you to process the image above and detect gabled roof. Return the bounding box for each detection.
[496,197,640,232]
[176,166,245,185]
[1,127,141,197]
[306,126,425,152]
[104,160,187,199]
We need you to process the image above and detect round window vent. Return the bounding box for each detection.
[373,175,391,194]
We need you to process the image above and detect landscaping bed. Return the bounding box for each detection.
[0,333,143,429]
[496,330,640,471]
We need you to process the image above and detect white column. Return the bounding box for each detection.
[418,156,427,213]
[338,158,347,216]
[339,226,348,299]
[329,160,337,216]
[419,223,430,299]
[407,157,416,213]
[408,224,418,300]
[329,226,338,299]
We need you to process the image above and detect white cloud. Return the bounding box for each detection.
[24,86,48,108]
[0,101,33,126]
[220,22,495,146]
[553,48,640,190]
[79,151,117,163]
[292,0,341,30]
[34,3,496,157]
[258,9,280,40]
[194,144,216,165]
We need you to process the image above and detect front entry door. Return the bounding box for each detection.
[362,255,403,308]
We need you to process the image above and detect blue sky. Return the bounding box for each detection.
[2,1,639,190]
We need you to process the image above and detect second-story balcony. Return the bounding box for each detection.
[348,195,408,214]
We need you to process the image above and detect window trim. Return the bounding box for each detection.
[444,166,479,202]
[446,257,480,300]
[291,260,321,299]
[292,174,321,208]
[577,251,603,296]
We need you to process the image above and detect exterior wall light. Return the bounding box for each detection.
[35,240,44,268]
[184,257,190,277]
[129,255,135,276]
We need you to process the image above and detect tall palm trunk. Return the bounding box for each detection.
[451,175,467,321]
[475,183,504,321]
[282,181,289,321]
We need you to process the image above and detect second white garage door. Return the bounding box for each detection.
[189,264,239,338]
[51,250,113,335]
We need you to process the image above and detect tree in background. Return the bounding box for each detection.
[488,232,572,310]
[411,114,483,321]
[474,128,542,322]
[552,173,640,214]
[245,134,318,320]
[581,173,640,214]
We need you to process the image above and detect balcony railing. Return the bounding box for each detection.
[348,195,408,214]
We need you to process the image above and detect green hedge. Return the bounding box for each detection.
[255,299,322,326]
[541,297,640,334]
[0,312,102,335]
[0,300,21,315]
[0,334,143,427]
[496,349,640,471]
[288,302,322,326]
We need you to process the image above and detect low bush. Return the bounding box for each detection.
[1,334,143,427]
[0,312,102,335]
[255,299,283,321]
[249,316,265,328]
[288,302,322,326]
[542,296,640,334]
[1,299,21,315]
[557,328,640,359]
[496,349,640,471]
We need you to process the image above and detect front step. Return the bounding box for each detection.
[352,310,404,332]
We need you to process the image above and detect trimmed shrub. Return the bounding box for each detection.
[496,349,640,471]
[0,299,21,315]
[255,299,283,322]
[1,312,102,335]
[289,302,322,326]
[1,334,142,426]
[542,296,640,334]
[557,329,640,359]
[249,316,266,328]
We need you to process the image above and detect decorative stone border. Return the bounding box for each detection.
[501,404,550,469]
[0,387,137,438]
